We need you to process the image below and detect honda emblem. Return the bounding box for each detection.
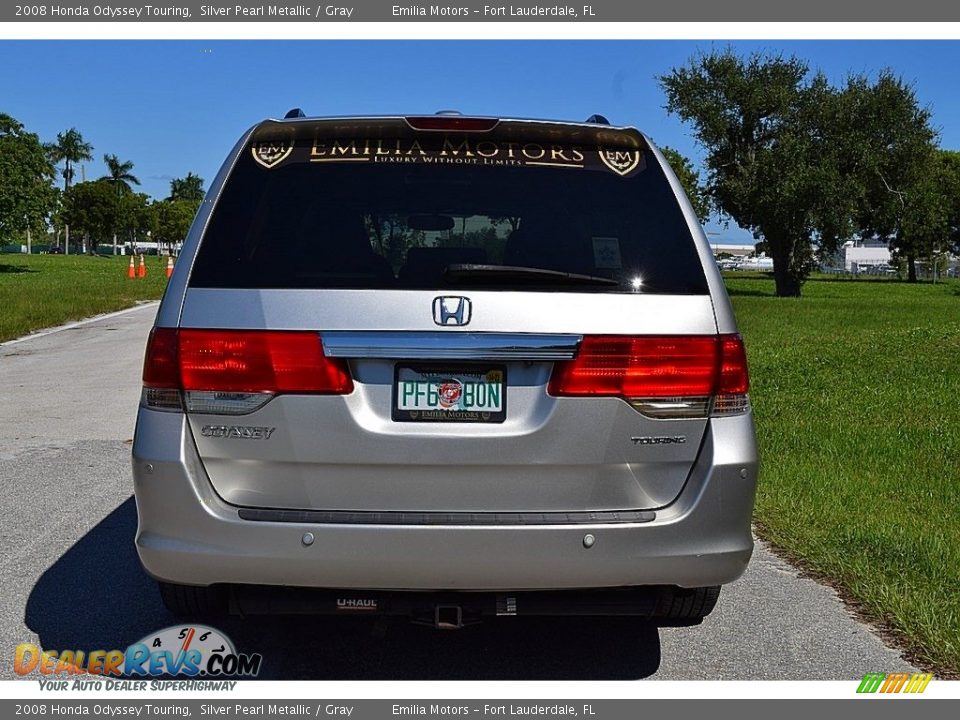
[432,296,472,326]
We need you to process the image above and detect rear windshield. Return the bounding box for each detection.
[189,129,708,294]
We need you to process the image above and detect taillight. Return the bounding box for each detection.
[140,328,353,414]
[717,334,749,394]
[141,328,182,411]
[176,330,352,394]
[548,335,749,418]
[404,116,500,132]
[712,334,750,416]
[142,327,179,388]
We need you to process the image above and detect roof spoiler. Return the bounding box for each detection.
[585,114,610,125]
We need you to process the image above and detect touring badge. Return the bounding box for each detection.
[598,147,642,176]
[252,138,294,169]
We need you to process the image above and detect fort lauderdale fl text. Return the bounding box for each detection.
[392,5,594,17]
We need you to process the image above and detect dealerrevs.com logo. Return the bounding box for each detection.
[15,625,262,689]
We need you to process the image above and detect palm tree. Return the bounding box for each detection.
[101,154,140,196]
[48,128,93,193]
[101,154,140,255]
[169,172,204,203]
[47,128,93,254]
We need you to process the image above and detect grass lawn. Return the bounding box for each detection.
[727,272,960,675]
[0,254,169,343]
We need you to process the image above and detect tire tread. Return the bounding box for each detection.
[159,582,226,619]
[654,585,721,621]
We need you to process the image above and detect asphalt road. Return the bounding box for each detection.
[0,304,916,680]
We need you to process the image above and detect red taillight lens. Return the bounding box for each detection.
[547,334,748,399]
[141,329,353,395]
[718,334,749,394]
[142,327,180,389]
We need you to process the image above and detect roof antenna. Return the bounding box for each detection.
[284,108,306,119]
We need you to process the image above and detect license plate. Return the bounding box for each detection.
[392,364,506,423]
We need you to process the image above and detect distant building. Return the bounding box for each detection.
[739,255,774,271]
[843,240,891,272]
[709,243,755,258]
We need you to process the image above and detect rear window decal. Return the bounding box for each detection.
[252,139,294,169]
[592,237,623,269]
[598,148,643,176]
[249,135,645,176]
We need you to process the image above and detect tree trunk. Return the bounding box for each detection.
[907,252,917,283]
[772,265,802,297]
[769,236,803,297]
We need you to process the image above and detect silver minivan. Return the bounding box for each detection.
[133,113,757,627]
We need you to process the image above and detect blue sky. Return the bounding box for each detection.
[3,40,960,242]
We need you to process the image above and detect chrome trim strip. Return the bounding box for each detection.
[321,332,582,360]
[237,507,656,526]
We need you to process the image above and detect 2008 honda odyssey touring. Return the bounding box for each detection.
[132,111,757,627]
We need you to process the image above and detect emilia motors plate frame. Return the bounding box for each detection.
[391,363,508,423]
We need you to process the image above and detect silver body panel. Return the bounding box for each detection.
[178,289,719,335]
[134,409,756,590]
[187,391,706,512]
[133,115,757,593]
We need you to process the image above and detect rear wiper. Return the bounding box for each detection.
[444,264,620,287]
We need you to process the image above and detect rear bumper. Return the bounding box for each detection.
[132,409,757,591]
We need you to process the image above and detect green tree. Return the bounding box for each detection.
[660,51,941,295]
[895,149,960,280]
[101,154,140,196]
[659,146,710,223]
[839,72,939,282]
[169,172,204,203]
[100,154,141,253]
[46,128,94,254]
[61,180,118,252]
[152,173,205,253]
[148,172,206,254]
[0,113,58,248]
[939,150,960,255]
[152,199,197,252]
[890,152,947,281]
[660,50,844,296]
[118,192,153,246]
[47,128,93,194]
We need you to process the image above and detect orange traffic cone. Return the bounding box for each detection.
[165,256,174,279]
[127,256,135,279]
[138,255,146,279]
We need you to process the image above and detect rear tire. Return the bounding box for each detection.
[653,586,721,625]
[159,582,227,619]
